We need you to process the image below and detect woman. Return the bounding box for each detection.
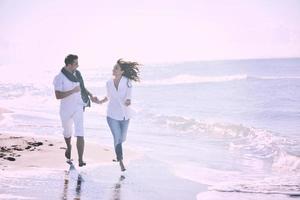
[96,59,141,171]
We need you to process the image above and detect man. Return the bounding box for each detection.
[53,54,97,167]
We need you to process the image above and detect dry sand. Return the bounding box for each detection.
[0,107,140,171]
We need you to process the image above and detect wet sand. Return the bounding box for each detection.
[0,108,207,199]
[0,155,207,200]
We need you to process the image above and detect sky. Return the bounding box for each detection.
[0,0,300,70]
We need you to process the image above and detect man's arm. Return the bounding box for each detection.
[85,89,93,98]
[55,86,80,99]
[86,88,100,103]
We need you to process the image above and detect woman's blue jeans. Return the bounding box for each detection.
[106,117,130,161]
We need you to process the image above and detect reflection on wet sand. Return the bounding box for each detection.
[111,175,126,200]
[62,171,69,200]
[75,175,83,199]
[61,165,125,200]
[62,169,83,200]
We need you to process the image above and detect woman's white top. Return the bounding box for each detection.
[106,76,132,120]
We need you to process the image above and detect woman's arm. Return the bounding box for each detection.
[94,80,110,104]
[100,97,108,104]
[94,96,108,104]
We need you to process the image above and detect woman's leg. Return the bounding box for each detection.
[118,119,130,171]
[107,117,123,161]
[115,143,123,161]
[120,119,130,143]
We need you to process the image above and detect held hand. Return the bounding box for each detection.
[91,96,101,104]
[125,99,131,106]
[95,99,101,104]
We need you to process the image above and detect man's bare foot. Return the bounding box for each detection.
[119,160,126,171]
[78,160,86,167]
[66,159,73,165]
[65,146,71,159]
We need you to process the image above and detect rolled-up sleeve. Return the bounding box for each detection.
[53,75,63,91]
[126,80,132,100]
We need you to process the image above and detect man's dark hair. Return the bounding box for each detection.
[64,54,78,65]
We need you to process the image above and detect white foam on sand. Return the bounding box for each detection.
[0,194,34,199]
[196,191,291,200]
[172,162,241,186]
[172,162,300,200]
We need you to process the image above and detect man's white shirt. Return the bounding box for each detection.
[53,72,84,118]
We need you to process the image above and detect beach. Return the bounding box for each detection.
[0,132,119,172]
[0,108,206,200]
[0,107,126,172]
[1,58,300,199]
[2,0,300,198]
[0,108,147,200]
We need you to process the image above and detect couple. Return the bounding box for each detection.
[53,54,141,171]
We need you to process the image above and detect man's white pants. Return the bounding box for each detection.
[60,106,84,138]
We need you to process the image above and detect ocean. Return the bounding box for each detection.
[0,58,300,199]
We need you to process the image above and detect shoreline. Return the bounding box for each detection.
[0,132,141,172]
[0,130,207,200]
[0,107,207,200]
[0,107,141,172]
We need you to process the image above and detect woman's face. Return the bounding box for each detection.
[112,63,123,77]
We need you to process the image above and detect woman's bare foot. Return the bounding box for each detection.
[119,160,126,171]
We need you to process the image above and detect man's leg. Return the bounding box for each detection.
[61,116,73,160]
[64,137,72,159]
[74,107,85,166]
[76,136,85,166]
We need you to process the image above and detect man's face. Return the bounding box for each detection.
[70,59,79,72]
